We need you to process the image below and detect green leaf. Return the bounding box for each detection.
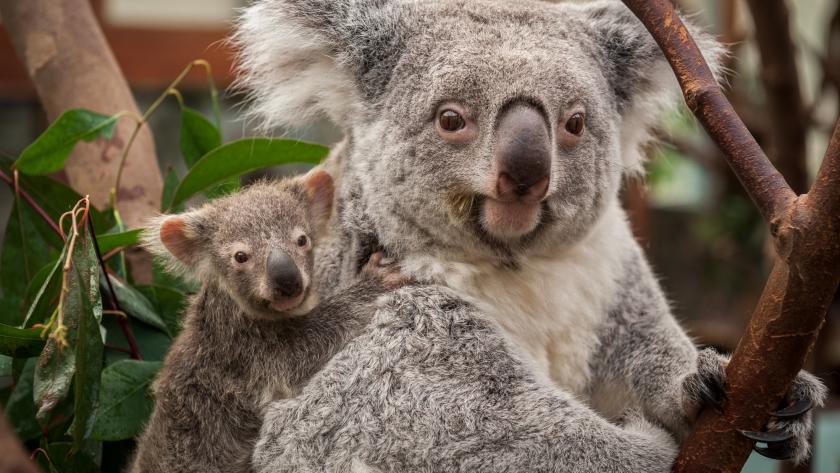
[71,230,104,451]
[21,248,66,328]
[1,156,116,237]
[36,441,98,473]
[91,360,161,440]
[34,228,104,437]
[16,109,119,175]
[0,324,45,358]
[180,107,222,168]
[169,138,328,208]
[1,200,56,326]
[137,285,187,337]
[95,229,142,254]
[103,275,170,336]
[161,168,181,212]
[5,358,40,440]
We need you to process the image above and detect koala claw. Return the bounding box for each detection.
[771,399,813,419]
[740,429,793,444]
[753,443,797,461]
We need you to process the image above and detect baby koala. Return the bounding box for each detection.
[131,169,399,473]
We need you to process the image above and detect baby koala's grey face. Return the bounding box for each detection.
[150,170,334,321]
[210,184,318,320]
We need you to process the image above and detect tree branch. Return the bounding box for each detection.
[619,1,840,472]
[745,0,808,194]
[620,0,795,225]
[0,408,43,473]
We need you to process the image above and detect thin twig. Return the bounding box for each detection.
[88,216,142,360]
[0,168,63,238]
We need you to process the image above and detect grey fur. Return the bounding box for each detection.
[130,178,391,472]
[235,0,826,468]
[253,285,678,473]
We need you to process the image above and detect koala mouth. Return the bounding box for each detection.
[264,286,309,315]
[479,197,544,240]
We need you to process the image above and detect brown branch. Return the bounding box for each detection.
[620,1,840,472]
[0,408,43,473]
[0,168,62,238]
[621,0,795,225]
[88,217,142,360]
[745,0,809,194]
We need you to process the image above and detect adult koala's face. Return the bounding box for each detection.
[235,0,721,262]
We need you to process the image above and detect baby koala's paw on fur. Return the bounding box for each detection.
[362,252,413,289]
[682,348,827,465]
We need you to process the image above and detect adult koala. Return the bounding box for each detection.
[235,0,825,466]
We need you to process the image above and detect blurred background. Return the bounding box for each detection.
[0,0,838,472]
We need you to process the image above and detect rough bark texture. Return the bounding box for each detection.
[745,0,808,194]
[0,408,43,473]
[0,0,162,229]
[619,1,840,472]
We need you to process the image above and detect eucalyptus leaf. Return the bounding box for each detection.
[5,358,40,440]
[180,107,221,168]
[137,285,187,337]
[169,138,327,208]
[1,201,56,326]
[103,275,170,336]
[16,109,119,175]
[96,229,142,254]
[91,360,161,441]
[0,324,45,358]
[34,228,103,431]
[21,248,66,328]
[161,168,181,213]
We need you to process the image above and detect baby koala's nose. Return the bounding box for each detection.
[266,249,303,298]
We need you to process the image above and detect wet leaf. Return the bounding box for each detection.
[16,109,119,175]
[91,360,161,440]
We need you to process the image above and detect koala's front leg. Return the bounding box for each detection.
[591,256,826,465]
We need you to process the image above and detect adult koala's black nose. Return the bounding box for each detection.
[267,249,303,298]
[494,103,551,203]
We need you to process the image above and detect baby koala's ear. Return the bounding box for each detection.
[300,168,334,228]
[143,210,209,270]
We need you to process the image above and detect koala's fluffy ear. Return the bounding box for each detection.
[573,1,726,170]
[142,211,210,275]
[233,0,404,131]
[300,168,335,229]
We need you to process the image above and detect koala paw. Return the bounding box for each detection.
[741,370,827,464]
[362,252,412,289]
[683,348,827,465]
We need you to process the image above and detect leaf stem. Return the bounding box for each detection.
[88,216,142,360]
[0,168,62,238]
[111,60,209,210]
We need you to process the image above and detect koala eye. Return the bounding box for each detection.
[296,235,309,248]
[564,112,585,136]
[234,251,249,264]
[438,109,465,132]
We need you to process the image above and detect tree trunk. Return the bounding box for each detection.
[0,408,42,473]
[0,0,162,230]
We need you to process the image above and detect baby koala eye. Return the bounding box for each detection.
[296,235,309,248]
[438,109,465,132]
[234,251,249,264]
[564,112,585,136]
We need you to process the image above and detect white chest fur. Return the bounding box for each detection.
[403,204,632,395]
